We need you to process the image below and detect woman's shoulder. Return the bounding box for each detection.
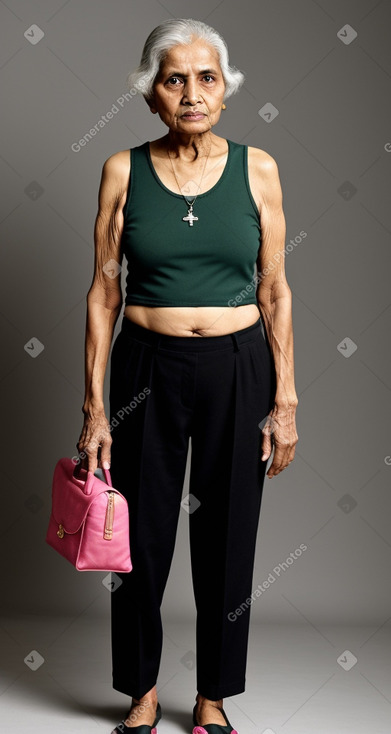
[246,145,281,189]
[245,146,282,213]
[100,149,132,191]
[103,148,132,173]
[247,145,278,172]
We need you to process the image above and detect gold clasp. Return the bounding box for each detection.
[57,524,65,538]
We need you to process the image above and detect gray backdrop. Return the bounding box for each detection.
[1,0,390,632]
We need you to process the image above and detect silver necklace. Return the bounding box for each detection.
[167,138,212,226]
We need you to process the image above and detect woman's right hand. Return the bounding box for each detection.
[76,408,112,473]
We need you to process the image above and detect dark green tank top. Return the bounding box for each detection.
[121,138,261,307]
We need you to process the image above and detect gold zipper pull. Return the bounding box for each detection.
[103,491,115,540]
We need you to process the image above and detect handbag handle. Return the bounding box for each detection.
[73,462,113,495]
[100,467,113,487]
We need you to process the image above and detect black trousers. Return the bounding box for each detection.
[108,315,276,700]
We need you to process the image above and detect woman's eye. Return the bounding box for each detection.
[167,75,214,85]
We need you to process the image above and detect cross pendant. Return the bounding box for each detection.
[182,205,198,226]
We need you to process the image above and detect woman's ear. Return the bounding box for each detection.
[146,95,157,114]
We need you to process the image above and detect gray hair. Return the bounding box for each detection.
[126,18,245,103]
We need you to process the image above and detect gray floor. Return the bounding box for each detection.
[1,615,390,733]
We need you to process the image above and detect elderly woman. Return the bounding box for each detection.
[77,17,298,734]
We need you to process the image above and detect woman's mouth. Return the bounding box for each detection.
[181,113,206,120]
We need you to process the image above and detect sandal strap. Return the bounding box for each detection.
[112,701,162,734]
[192,703,238,734]
[112,724,159,734]
[193,726,237,734]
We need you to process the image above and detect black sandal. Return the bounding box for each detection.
[111,700,162,733]
[192,703,239,734]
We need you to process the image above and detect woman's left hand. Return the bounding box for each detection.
[261,402,298,478]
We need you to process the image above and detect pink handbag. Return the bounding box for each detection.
[45,457,133,572]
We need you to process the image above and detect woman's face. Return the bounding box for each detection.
[149,38,226,134]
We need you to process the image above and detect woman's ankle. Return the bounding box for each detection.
[196,693,223,706]
[131,687,158,706]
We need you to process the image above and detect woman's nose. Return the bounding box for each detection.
[183,82,200,105]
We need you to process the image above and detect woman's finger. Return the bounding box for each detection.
[267,439,291,477]
[266,443,284,477]
[261,430,272,460]
[100,434,112,470]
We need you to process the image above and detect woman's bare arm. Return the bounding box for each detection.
[77,152,129,472]
[255,152,299,478]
